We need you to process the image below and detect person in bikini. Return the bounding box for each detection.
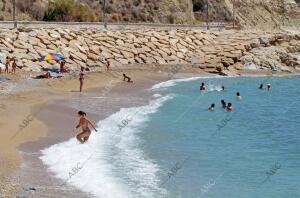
[74,111,97,144]
[12,59,17,73]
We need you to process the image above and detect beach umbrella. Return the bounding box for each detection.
[39,53,65,62]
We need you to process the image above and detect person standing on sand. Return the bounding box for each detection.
[74,111,98,144]
[12,59,17,73]
[5,56,10,73]
[105,58,111,71]
[79,67,85,92]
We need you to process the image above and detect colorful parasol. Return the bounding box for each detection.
[39,53,65,62]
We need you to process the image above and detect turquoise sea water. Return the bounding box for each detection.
[143,76,300,198]
[42,76,300,198]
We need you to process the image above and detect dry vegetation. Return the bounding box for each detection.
[0,0,299,26]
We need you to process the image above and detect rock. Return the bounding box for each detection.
[117,58,129,64]
[71,51,87,62]
[90,45,100,54]
[244,62,258,70]
[259,37,269,45]
[121,51,134,58]
[250,43,260,49]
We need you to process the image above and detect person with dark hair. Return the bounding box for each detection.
[34,71,52,79]
[259,84,264,90]
[74,111,98,144]
[227,103,233,111]
[208,103,215,111]
[267,84,272,91]
[79,67,85,92]
[60,60,70,73]
[221,99,227,109]
[200,82,206,91]
[123,73,133,83]
[12,59,17,73]
[5,56,10,73]
[236,92,242,100]
[221,86,225,91]
[105,58,111,71]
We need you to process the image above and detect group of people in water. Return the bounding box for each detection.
[0,56,18,74]
[202,82,272,112]
[259,83,272,91]
[200,82,240,112]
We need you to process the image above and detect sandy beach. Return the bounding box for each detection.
[0,66,214,197]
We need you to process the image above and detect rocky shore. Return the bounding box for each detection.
[0,28,299,78]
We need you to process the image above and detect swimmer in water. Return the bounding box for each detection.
[221,86,225,91]
[200,82,206,91]
[267,84,272,91]
[221,99,227,109]
[74,111,98,144]
[236,92,242,100]
[208,103,215,111]
[259,84,264,90]
[226,103,233,111]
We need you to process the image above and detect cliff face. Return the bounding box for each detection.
[0,0,299,28]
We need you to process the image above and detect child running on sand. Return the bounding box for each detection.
[123,73,133,83]
[74,111,98,144]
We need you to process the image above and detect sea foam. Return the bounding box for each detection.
[40,95,172,198]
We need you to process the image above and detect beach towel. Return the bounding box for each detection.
[0,77,10,83]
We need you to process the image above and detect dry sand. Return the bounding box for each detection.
[0,67,208,197]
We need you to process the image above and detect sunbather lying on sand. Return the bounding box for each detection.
[34,71,52,79]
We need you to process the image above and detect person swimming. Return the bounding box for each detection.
[74,111,98,144]
[227,103,233,111]
[221,86,225,91]
[123,73,133,83]
[200,82,206,91]
[208,103,215,111]
[236,92,242,100]
[259,84,264,89]
[267,84,272,91]
[221,99,227,108]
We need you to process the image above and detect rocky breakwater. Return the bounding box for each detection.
[0,28,219,73]
[240,33,300,73]
[0,28,299,76]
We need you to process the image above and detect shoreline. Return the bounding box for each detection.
[1,69,300,197]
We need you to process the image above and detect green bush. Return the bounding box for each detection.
[43,0,98,22]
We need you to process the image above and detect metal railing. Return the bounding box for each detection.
[0,21,230,30]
